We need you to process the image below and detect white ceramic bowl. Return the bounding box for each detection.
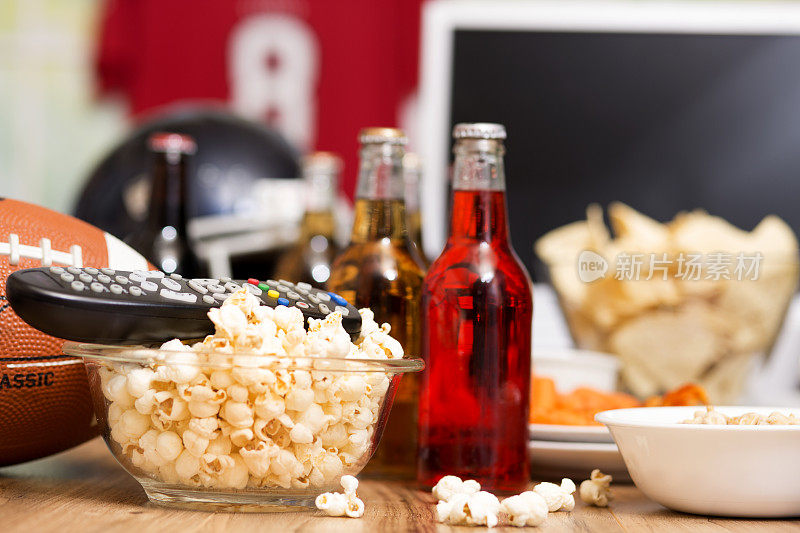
[596,406,800,517]
[533,348,619,393]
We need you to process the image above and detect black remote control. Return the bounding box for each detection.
[6,267,362,344]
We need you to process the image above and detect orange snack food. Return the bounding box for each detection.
[530,376,708,426]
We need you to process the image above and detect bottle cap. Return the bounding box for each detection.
[148,132,197,154]
[358,127,408,146]
[302,151,343,175]
[452,123,506,140]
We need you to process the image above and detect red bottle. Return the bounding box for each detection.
[417,123,533,492]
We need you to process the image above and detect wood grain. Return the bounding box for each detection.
[0,439,797,532]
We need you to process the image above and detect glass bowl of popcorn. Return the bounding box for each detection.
[62,289,423,511]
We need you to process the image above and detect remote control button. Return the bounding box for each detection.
[308,294,320,304]
[318,303,330,314]
[60,273,74,283]
[84,267,98,275]
[224,282,240,292]
[161,278,182,291]
[316,292,331,302]
[278,279,294,287]
[145,270,165,278]
[187,280,208,294]
[220,276,232,283]
[140,280,158,292]
[277,297,289,306]
[90,282,106,293]
[207,284,225,294]
[71,281,85,291]
[295,286,310,295]
[295,301,309,309]
[266,279,278,286]
[247,278,259,285]
[79,273,92,283]
[49,266,64,275]
[67,266,81,275]
[115,275,129,285]
[328,292,347,306]
[267,289,279,299]
[258,282,270,291]
[296,282,312,291]
[129,286,143,296]
[170,273,182,280]
[286,291,301,300]
[191,279,214,286]
[245,284,262,296]
[276,284,291,293]
[160,289,197,303]
[101,268,115,275]
[202,294,215,304]
[335,305,349,316]
[213,292,227,302]
[97,274,111,284]
[129,272,145,283]
[109,284,124,295]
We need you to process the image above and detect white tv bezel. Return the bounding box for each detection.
[417,0,800,258]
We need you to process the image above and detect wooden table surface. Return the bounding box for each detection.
[0,438,797,532]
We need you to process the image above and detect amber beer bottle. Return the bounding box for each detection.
[418,123,533,492]
[274,152,342,288]
[328,128,426,478]
[126,132,204,277]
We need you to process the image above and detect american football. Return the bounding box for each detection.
[0,198,148,466]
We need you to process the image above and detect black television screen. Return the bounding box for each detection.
[448,29,800,277]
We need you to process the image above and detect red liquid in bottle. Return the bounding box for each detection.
[418,188,532,493]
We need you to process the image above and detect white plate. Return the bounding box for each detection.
[528,440,629,482]
[529,423,613,443]
[597,406,800,517]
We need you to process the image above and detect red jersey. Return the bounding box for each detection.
[96,0,424,197]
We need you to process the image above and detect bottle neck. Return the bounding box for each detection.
[305,169,338,213]
[349,142,409,243]
[147,151,190,234]
[299,210,336,241]
[448,139,510,244]
[355,143,406,201]
[350,198,409,243]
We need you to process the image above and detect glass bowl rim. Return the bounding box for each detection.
[63,341,424,374]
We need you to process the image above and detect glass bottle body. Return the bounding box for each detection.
[275,152,341,288]
[126,138,203,277]
[418,136,532,493]
[328,135,425,478]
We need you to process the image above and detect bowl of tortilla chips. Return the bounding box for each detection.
[535,203,799,403]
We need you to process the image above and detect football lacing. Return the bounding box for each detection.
[0,233,83,267]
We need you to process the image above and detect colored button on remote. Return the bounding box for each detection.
[267,290,279,298]
[247,278,259,286]
[277,297,289,306]
[328,292,347,306]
